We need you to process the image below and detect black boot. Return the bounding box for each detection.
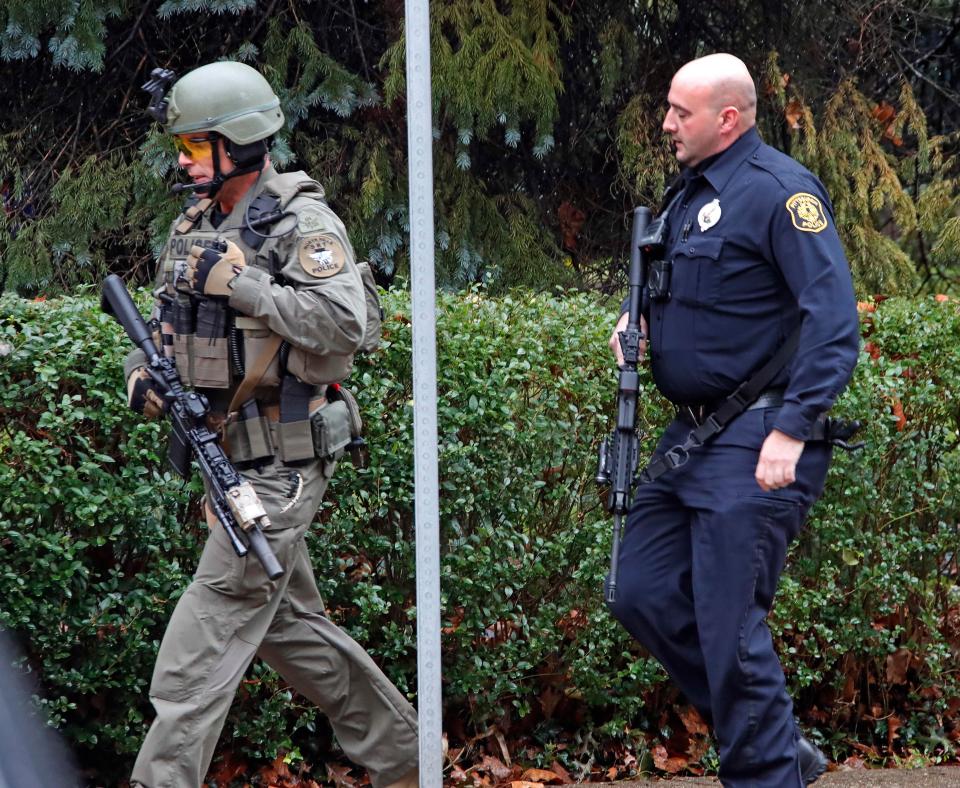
[797,734,828,785]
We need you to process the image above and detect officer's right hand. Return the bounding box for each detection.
[608,311,648,367]
[127,368,166,419]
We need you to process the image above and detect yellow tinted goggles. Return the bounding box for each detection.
[173,134,215,160]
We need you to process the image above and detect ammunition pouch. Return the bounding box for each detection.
[171,298,233,389]
[222,384,364,466]
[224,413,274,465]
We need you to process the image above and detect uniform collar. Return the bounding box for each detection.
[686,126,762,194]
[217,164,275,225]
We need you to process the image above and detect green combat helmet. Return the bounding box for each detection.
[142,61,284,196]
[166,61,284,144]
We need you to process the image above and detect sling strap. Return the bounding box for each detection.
[638,326,801,484]
[226,333,284,417]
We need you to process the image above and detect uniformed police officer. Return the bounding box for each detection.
[607,54,859,786]
[123,62,419,788]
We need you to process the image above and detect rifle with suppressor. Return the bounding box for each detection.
[101,274,284,581]
[596,207,652,604]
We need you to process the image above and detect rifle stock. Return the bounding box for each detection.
[101,275,284,580]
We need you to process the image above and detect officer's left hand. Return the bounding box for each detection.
[608,311,648,367]
[755,429,805,491]
[186,239,245,298]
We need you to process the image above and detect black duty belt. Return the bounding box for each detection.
[678,389,785,428]
[636,327,863,485]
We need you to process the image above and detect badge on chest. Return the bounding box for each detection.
[697,198,721,232]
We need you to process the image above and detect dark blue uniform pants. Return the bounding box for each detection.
[608,408,831,788]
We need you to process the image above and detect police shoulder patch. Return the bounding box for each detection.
[785,192,828,233]
[298,234,346,279]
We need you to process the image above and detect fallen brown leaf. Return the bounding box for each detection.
[679,706,709,736]
[327,762,358,787]
[479,755,513,782]
[520,768,560,784]
[886,648,912,685]
[887,714,903,753]
[842,755,867,770]
[549,761,572,784]
[652,744,689,774]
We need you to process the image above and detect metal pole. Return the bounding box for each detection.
[404,1,443,785]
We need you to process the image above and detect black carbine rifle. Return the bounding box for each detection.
[101,275,284,580]
[596,207,652,604]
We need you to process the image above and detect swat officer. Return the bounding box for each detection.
[606,54,859,786]
[123,62,419,788]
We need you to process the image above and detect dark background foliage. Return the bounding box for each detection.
[1,0,959,296]
[1,291,959,783]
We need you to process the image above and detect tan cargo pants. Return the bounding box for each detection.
[131,456,419,788]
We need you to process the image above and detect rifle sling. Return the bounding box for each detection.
[638,325,802,484]
[226,332,284,416]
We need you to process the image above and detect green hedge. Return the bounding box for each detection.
[1,289,958,781]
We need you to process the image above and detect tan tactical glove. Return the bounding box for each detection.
[127,368,166,419]
[185,239,246,298]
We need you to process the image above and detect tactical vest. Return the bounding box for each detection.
[154,169,378,465]
[156,168,359,395]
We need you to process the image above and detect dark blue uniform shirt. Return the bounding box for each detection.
[646,127,860,441]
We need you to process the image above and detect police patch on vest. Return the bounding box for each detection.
[299,235,346,278]
[785,193,828,233]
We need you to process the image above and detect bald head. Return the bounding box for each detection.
[662,53,758,167]
[673,54,757,126]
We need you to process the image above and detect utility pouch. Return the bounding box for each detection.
[327,384,368,467]
[309,399,352,460]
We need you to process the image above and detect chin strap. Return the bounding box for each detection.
[171,133,266,198]
[171,160,265,198]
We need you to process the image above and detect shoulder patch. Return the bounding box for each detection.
[298,234,346,278]
[785,192,828,233]
[296,205,332,235]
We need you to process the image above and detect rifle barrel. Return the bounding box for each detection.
[602,206,652,604]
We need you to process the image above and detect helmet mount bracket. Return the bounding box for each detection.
[142,67,176,124]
